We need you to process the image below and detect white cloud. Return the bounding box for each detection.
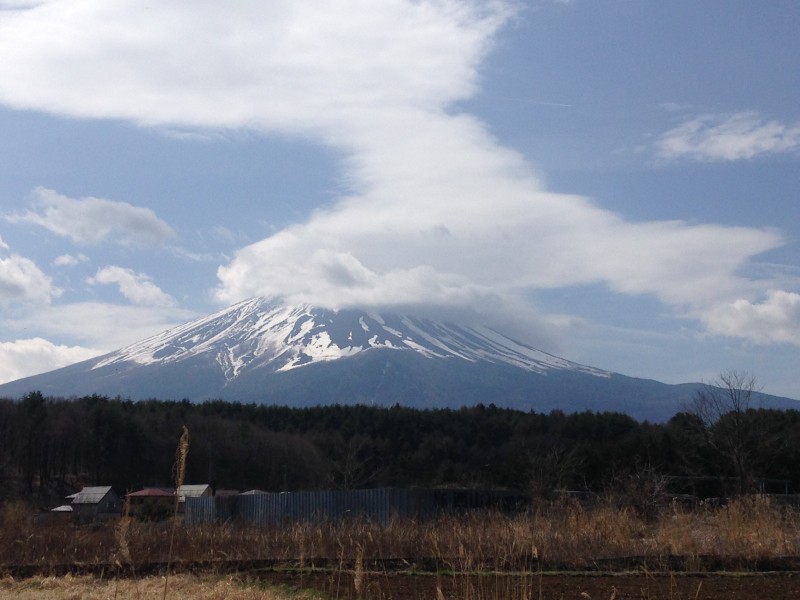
[0,252,56,305]
[0,338,100,384]
[53,253,89,267]
[6,187,174,246]
[214,111,782,322]
[0,1,793,348]
[0,235,8,250]
[658,102,694,113]
[88,266,176,307]
[703,290,800,346]
[170,245,227,264]
[0,2,39,10]
[211,225,244,243]
[657,112,800,162]
[0,1,508,135]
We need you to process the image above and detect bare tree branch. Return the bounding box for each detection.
[686,370,764,494]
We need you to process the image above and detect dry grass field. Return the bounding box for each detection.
[2,496,800,599]
[0,573,324,600]
[3,496,798,570]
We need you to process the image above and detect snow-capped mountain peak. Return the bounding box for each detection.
[93,297,609,381]
[7,297,794,422]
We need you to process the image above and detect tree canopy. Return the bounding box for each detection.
[2,390,799,507]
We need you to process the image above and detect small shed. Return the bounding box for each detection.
[177,484,212,512]
[49,504,74,522]
[33,503,74,525]
[126,487,174,518]
[70,486,122,521]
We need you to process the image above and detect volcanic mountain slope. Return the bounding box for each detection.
[1,297,796,421]
[91,297,612,378]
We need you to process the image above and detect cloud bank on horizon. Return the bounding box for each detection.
[0,1,798,387]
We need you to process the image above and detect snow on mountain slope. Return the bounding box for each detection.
[93,297,610,381]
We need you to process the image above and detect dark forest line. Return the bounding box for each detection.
[3,391,800,507]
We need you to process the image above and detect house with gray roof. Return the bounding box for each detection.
[69,486,122,520]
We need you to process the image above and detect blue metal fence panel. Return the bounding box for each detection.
[185,495,238,525]
[234,488,428,527]
[185,496,215,525]
[188,488,520,527]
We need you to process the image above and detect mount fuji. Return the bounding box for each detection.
[1,297,794,421]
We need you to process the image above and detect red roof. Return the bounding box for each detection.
[127,488,174,497]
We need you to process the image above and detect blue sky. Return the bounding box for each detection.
[1,1,799,400]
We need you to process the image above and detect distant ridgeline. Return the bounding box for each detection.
[3,393,800,505]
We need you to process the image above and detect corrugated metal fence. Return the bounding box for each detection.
[236,488,435,526]
[184,495,237,526]
[185,488,527,526]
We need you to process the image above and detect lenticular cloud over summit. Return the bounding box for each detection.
[213,98,784,345]
[213,112,781,326]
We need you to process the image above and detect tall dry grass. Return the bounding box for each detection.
[2,496,798,574]
[657,495,795,559]
[163,425,189,600]
[0,573,324,600]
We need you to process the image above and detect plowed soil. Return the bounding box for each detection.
[253,569,800,600]
[5,561,800,599]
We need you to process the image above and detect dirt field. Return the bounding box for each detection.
[250,568,800,600]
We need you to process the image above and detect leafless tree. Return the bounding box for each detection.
[528,444,584,500]
[609,461,670,520]
[687,370,761,494]
[328,434,379,490]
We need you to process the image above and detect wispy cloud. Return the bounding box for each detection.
[4,302,195,350]
[0,2,39,10]
[53,253,89,267]
[6,187,174,246]
[88,266,176,307]
[210,225,246,244]
[656,111,800,162]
